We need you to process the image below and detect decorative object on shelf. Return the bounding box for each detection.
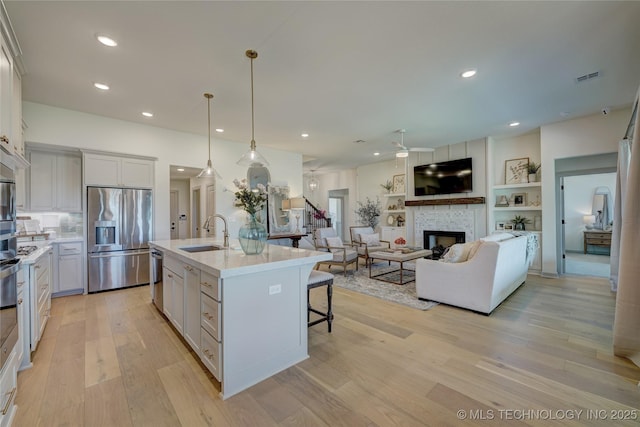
[512,192,526,207]
[380,180,393,193]
[495,195,510,207]
[496,221,505,231]
[197,93,222,179]
[392,174,405,193]
[505,157,529,184]
[233,178,268,254]
[504,223,514,231]
[394,237,406,246]
[355,197,381,229]
[511,215,531,231]
[237,50,269,167]
[387,214,395,225]
[529,194,541,207]
[527,161,541,182]
[308,169,319,192]
[397,198,404,209]
[396,215,405,227]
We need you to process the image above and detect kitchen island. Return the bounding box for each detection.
[148,238,332,399]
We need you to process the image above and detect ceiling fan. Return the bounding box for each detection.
[392,129,434,158]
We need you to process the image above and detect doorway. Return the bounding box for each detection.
[170,190,178,239]
[192,188,201,238]
[328,189,349,240]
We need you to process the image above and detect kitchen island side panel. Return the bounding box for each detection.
[220,264,312,399]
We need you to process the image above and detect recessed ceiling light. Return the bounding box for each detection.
[142,112,153,117]
[96,34,118,47]
[94,82,110,91]
[215,128,224,133]
[509,121,520,127]
[301,133,309,138]
[461,69,477,78]
[373,152,380,156]
[177,168,185,172]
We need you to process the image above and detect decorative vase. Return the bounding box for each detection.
[238,214,268,255]
[514,223,525,231]
[528,173,537,183]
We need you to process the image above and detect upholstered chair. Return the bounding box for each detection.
[313,227,359,275]
[349,226,390,266]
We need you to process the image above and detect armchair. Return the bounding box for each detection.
[349,226,390,266]
[313,227,359,275]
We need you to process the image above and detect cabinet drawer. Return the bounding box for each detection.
[200,270,220,301]
[0,351,17,422]
[164,256,183,277]
[586,238,611,246]
[201,293,220,341]
[57,242,82,255]
[200,328,221,381]
[585,232,610,240]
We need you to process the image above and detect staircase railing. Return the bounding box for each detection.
[304,198,331,235]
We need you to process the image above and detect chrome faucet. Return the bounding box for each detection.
[203,214,229,247]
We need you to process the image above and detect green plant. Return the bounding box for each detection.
[511,215,531,225]
[380,180,393,192]
[233,178,267,216]
[355,197,382,228]
[527,161,541,174]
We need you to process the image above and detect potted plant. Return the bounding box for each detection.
[355,197,382,229]
[511,215,531,231]
[380,180,393,193]
[527,161,541,182]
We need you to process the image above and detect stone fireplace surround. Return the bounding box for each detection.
[412,209,476,249]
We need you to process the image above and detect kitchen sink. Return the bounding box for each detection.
[179,245,222,253]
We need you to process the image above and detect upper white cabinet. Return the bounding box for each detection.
[84,153,154,188]
[0,36,12,152]
[28,150,82,212]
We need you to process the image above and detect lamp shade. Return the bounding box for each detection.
[281,199,291,211]
[583,214,596,225]
[289,197,305,210]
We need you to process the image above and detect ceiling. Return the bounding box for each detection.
[5,1,640,174]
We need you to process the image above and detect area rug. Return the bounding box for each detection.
[331,262,438,310]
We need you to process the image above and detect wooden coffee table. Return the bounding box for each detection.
[368,248,432,285]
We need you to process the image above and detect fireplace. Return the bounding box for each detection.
[423,230,466,259]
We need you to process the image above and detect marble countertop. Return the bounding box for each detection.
[18,245,53,265]
[150,238,332,278]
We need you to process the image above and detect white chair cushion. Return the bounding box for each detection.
[325,236,344,253]
[308,270,334,285]
[333,249,358,262]
[360,233,381,246]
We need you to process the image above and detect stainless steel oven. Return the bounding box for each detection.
[0,260,19,368]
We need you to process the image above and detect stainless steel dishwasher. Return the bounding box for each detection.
[151,249,163,312]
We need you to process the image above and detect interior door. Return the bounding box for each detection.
[192,188,200,238]
[206,184,215,237]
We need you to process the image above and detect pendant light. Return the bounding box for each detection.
[198,93,221,179]
[308,170,319,192]
[237,50,269,167]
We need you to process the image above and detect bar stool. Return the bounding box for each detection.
[307,270,334,332]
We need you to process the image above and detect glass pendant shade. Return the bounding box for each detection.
[199,93,221,179]
[308,175,319,191]
[237,49,269,167]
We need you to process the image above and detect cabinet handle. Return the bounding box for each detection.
[201,281,212,288]
[18,298,22,305]
[203,312,213,320]
[34,265,41,269]
[1,387,16,415]
[203,349,214,360]
[184,265,193,272]
[167,273,173,278]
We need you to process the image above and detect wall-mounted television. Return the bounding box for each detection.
[414,157,473,196]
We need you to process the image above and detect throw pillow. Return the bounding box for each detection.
[442,243,466,263]
[325,236,344,253]
[361,233,381,246]
[466,240,482,260]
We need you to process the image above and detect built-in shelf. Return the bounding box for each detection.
[493,182,541,190]
[383,209,405,214]
[493,206,542,211]
[405,197,485,206]
[383,193,405,198]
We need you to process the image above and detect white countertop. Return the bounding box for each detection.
[18,245,52,265]
[150,238,332,278]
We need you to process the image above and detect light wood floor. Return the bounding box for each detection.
[14,274,640,426]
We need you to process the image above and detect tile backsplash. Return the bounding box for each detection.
[17,212,83,237]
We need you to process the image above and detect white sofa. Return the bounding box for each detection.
[415,234,529,314]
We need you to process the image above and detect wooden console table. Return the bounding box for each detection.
[268,233,306,248]
[583,230,612,254]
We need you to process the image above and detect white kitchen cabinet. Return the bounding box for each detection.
[0,36,12,153]
[381,226,407,248]
[84,153,154,188]
[184,264,201,354]
[28,249,52,352]
[28,150,82,212]
[0,350,17,427]
[52,241,84,296]
[11,67,22,157]
[16,269,27,371]
[163,257,184,334]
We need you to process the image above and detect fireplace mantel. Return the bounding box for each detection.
[405,197,485,206]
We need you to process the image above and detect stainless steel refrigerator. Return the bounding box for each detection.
[87,187,153,293]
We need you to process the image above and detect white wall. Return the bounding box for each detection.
[564,173,616,251]
[23,102,303,240]
[356,158,407,231]
[540,108,629,276]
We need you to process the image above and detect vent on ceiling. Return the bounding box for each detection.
[575,71,600,83]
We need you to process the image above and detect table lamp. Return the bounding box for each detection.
[583,214,595,230]
[289,197,306,233]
